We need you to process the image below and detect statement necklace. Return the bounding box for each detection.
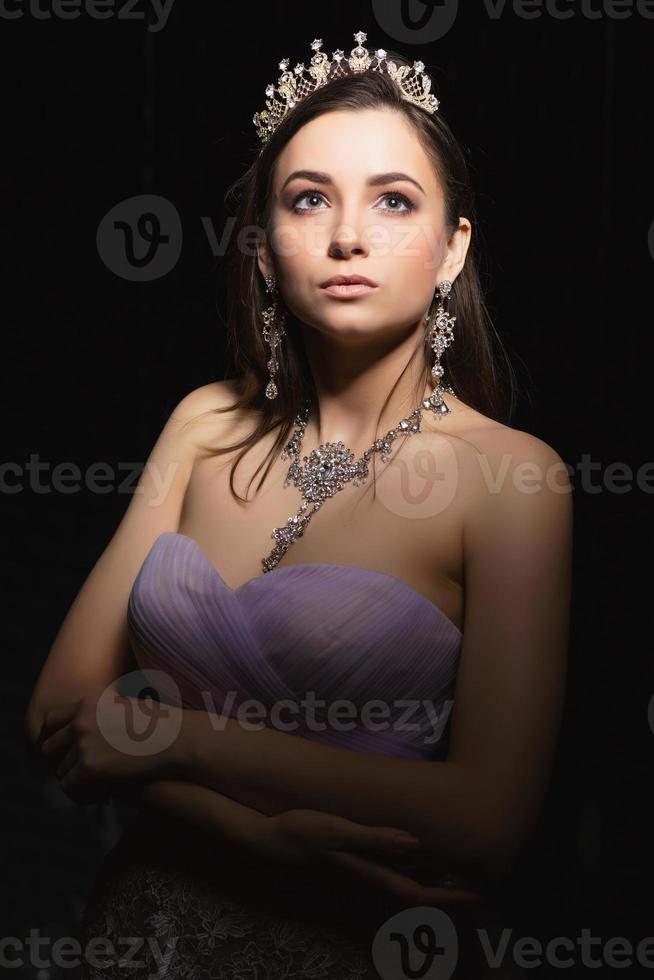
[261,389,454,573]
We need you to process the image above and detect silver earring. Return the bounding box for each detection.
[423,279,457,417]
[261,275,286,400]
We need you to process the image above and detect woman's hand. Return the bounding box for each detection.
[323,849,485,908]
[257,808,421,863]
[256,809,484,907]
[37,692,184,803]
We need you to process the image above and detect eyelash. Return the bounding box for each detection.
[291,188,416,216]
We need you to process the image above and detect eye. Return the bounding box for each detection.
[291,189,328,213]
[377,191,415,214]
[291,189,416,215]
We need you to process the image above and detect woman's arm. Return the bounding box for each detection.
[136,780,411,864]
[133,781,485,904]
[24,382,232,746]
[36,702,468,894]
[120,779,486,904]
[138,778,265,847]
[168,434,573,882]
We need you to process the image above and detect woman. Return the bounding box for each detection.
[25,31,573,979]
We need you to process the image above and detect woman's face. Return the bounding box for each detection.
[258,107,470,343]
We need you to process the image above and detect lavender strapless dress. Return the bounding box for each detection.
[79,532,464,980]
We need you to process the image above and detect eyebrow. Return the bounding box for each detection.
[281,169,426,196]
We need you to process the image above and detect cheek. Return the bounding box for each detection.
[270,212,332,270]
[367,218,442,279]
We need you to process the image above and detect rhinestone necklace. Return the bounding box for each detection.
[261,387,455,573]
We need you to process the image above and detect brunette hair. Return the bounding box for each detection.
[191,57,516,503]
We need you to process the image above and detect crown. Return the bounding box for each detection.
[252,29,440,146]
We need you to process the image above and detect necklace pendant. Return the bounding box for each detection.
[292,441,368,503]
[262,501,317,573]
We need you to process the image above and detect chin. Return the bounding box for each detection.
[315,312,382,337]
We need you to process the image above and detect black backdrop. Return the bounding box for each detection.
[3,0,652,976]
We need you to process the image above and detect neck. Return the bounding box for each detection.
[298,317,432,456]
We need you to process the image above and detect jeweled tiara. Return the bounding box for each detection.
[252,29,440,146]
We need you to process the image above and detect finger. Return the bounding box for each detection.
[38,702,82,744]
[56,745,79,783]
[342,854,484,906]
[325,851,483,907]
[40,722,76,763]
[325,848,412,891]
[42,698,83,731]
[294,813,420,853]
[361,829,422,857]
[346,824,421,854]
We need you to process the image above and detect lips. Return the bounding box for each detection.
[320,274,378,288]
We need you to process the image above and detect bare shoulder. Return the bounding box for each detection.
[465,418,566,468]
[420,396,572,518]
[453,414,572,535]
[167,378,250,451]
[468,421,569,484]
[429,395,568,475]
[169,379,241,424]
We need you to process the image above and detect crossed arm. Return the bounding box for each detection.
[157,712,497,878]
[35,436,573,884]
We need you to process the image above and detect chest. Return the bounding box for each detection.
[179,426,465,632]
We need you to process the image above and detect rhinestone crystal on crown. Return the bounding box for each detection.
[252,29,440,145]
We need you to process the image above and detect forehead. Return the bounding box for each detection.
[273,108,440,195]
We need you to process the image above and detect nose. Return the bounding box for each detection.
[327,209,369,259]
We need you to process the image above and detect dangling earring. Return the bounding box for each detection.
[423,279,457,418]
[261,274,286,400]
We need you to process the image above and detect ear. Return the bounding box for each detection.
[438,217,472,285]
[256,238,275,281]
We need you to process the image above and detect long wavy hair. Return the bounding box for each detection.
[192,57,516,503]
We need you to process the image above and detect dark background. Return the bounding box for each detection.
[2,0,652,975]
